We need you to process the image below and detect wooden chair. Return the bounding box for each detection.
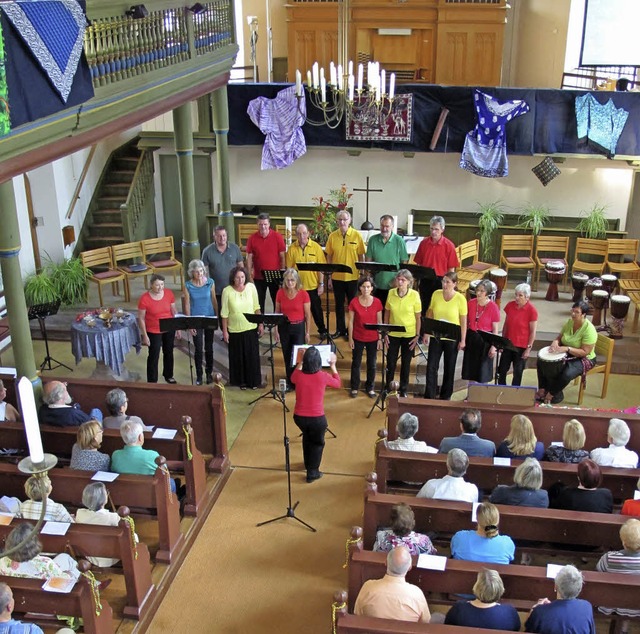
[112,241,152,297]
[456,239,496,283]
[574,332,614,405]
[238,224,255,254]
[534,235,569,291]
[571,237,609,277]
[606,238,640,278]
[499,235,535,279]
[142,236,184,288]
[80,246,128,304]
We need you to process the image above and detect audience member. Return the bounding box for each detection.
[0,581,45,633]
[0,381,20,422]
[70,420,110,472]
[102,388,146,430]
[439,408,495,457]
[38,381,102,427]
[444,569,520,631]
[354,546,431,623]
[19,475,73,523]
[496,415,544,460]
[490,458,549,508]
[387,413,437,453]
[417,448,479,503]
[201,225,243,311]
[590,418,639,468]
[550,458,613,513]
[524,565,595,634]
[622,477,640,517]
[451,503,515,565]
[543,419,589,463]
[373,502,436,556]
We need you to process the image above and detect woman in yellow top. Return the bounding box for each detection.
[423,271,467,400]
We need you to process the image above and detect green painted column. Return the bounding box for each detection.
[172,103,200,265]
[0,180,40,394]
[211,86,235,243]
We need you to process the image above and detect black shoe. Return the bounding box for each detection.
[165,377,177,384]
[350,390,358,398]
[331,330,347,339]
[306,471,323,483]
[550,391,564,405]
[206,373,214,384]
[195,378,203,386]
[318,330,329,339]
[399,391,408,398]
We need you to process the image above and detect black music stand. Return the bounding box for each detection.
[244,313,288,410]
[355,262,399,275]
[403,264,437,283]
[160,316,218,386]
[28,301,72,372]
[296,262,352,357]
[477,330,520,386]
[422,317,461,342]
[262,269,286,355]
[364,323,406,418]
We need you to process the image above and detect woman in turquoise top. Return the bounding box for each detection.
[183,259,218,386]
[536,300,597,405]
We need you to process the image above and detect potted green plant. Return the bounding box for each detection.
[517,202,551,236]
[311,184,352,245]
[24,257,90,308]
[477,200,505,261]
[576,203,609,239]
[23,272,60,307]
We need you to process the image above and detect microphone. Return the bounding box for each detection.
[278,379,287,395]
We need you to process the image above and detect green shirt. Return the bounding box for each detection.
[366,233,408,290]
[559,318,597,360]
[111,444,160,476]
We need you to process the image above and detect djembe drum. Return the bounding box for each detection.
[537,345,567,386]
[609,294,631,339]
[571,273,589,303]
[600,273,617,327]
[585,277,602,303]
[544,260,566,302]
[489,268,508,307]
[591,289,609,327]
[468,279,497,303]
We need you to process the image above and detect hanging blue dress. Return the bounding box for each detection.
[575,93,629,158]
[460,90,530,178]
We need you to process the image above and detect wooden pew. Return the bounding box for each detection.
[374,442,640,503]
[0,508,154,620]
[385,395,640,455]
[346,528,640,613]
[361,475,628,553]
[0,415,207,517]
[0,460,184,564]
[0,373,230,474]
[3,562,114,634]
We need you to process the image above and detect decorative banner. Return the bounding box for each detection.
[346,93,413,142]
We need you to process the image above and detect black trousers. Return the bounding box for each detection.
[351,339,378,392]
[386,336,413,395]
[255,278,279,314]
[147,331,175,383]
[193,328,214,381]
[496,347,527,386]
[279,321,305,385]
[332,279,358,332]
[419,277,442,324]
[293,414,327,477]
[425,337,458,400]
[308,288,327,334]
[537,356,594,395]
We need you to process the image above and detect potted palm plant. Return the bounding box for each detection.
[477,200,505,261]
[576,203,609,239]
[24,257,90,308]
[517,202,551,237]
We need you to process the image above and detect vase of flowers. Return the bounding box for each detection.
[311,184,352,245]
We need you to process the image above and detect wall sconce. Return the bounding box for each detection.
[126,4,148,19]
[189,3,206,14]
[403,152,415,159]
[347,149,361,157]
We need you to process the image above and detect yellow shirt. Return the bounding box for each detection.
[220,283,259,333]
[325,226,365,282]
[385,288,421,338]
[286,239,326,290]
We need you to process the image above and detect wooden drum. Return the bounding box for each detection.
[544,260,566,302]
[489,268,507,307]
[585,277,602,302]
[610,294,631,339]
[591,289,609,326]
[601,274,617,296]
[571,273,589,303]
[537,346,567,384]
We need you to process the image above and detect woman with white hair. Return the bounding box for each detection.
[490,458,549,508]
[496,283,538,387]
[524,564,595,633]
[590,418,639,469]
[387,412,437,453]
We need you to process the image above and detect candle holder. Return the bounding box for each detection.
[18,454,58,475]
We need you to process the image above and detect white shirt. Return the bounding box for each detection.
[416,474,478,503]
[387,437,438,453]
[590,444,639,469]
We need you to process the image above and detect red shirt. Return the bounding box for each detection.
[622,499,640,517]
[349,296,383,342]
[502,300,538,348]
[413,235,459,276]
[246,229,286,280]
[276,288,310,323]
[138,289,175,334]
[291,368,341,417]
[467,298,500,333]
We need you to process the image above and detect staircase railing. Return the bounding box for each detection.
[120,150,154,243]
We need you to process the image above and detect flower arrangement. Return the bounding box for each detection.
[311,184,352,245]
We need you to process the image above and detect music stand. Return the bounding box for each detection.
[262,269,286,355]
[160,316,218,386]
[28,301,72,372]
[477,330,520,386]
[296,262,352,357]
[422,317,461,342]
[244,313,289,410]
[355,262,399,275]
[403,264,437,282]
[364,323,406,418]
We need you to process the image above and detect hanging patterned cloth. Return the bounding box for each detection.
[460,89,530,178]
[575,92,629,158]
[0,24,9,137]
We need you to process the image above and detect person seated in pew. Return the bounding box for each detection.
[354,546,431,623]
[373,502,437,556]
[596,518,640,620]
[102,388,147,430]
[439,408,496,458]
[451,502,515,565]
[590,418,639,469]
[386,413,437,453]
[38,381,102,428]
[444,568,520,631]
[19,475,74,523]
[0,580,48,634]
[0,380,20,422]
[549,458,613,514]
[543,419,589,464]
[417,448,479,504]
[490,458,549,508]
[524,564,595,634]
[70,420,110,472]
[621,477,640,517]
[496,415,544,460]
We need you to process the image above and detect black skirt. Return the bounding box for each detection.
[228,329,262,388]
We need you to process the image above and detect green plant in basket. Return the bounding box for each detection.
[311,184,352,245]
[517,202,551,236]
[24,256,90,308]
[576,203,609,239]
[477,200,505,261]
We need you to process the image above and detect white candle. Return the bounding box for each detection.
[320,76,326,103]
[306,70,312,89]
[329,62,336,86]
[348,60,353,77]
[348,74,354,102]
[389,73,396,100]
[407,214,414,235]
[295,70,302,97]
[357,64,363,93]
[312,62,319,89]
[285,217,292,247]
[337,64,343,90]
[381,70,386,96]
[18,377,44,465]
[393,216,398,234]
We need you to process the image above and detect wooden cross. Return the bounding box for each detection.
[353,176,383,229]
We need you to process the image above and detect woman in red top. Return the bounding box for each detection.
[275,268,311,390]
[348,276,383,398]
[291,347,341,482]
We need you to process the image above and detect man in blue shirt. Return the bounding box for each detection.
[0,581,44,633]
[439,408,496,457]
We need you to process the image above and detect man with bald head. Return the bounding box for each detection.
[0,581,45,632]
[354,546,431,623]
[38,381,102,427]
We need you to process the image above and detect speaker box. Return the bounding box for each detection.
[467,383,536,407]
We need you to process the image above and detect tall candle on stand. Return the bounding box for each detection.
[393,216,398,234]
[407,214,414,236]
[17,377,44,465]
[285,217,292,247]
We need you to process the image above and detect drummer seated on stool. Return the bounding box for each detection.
[536,301,597,405]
